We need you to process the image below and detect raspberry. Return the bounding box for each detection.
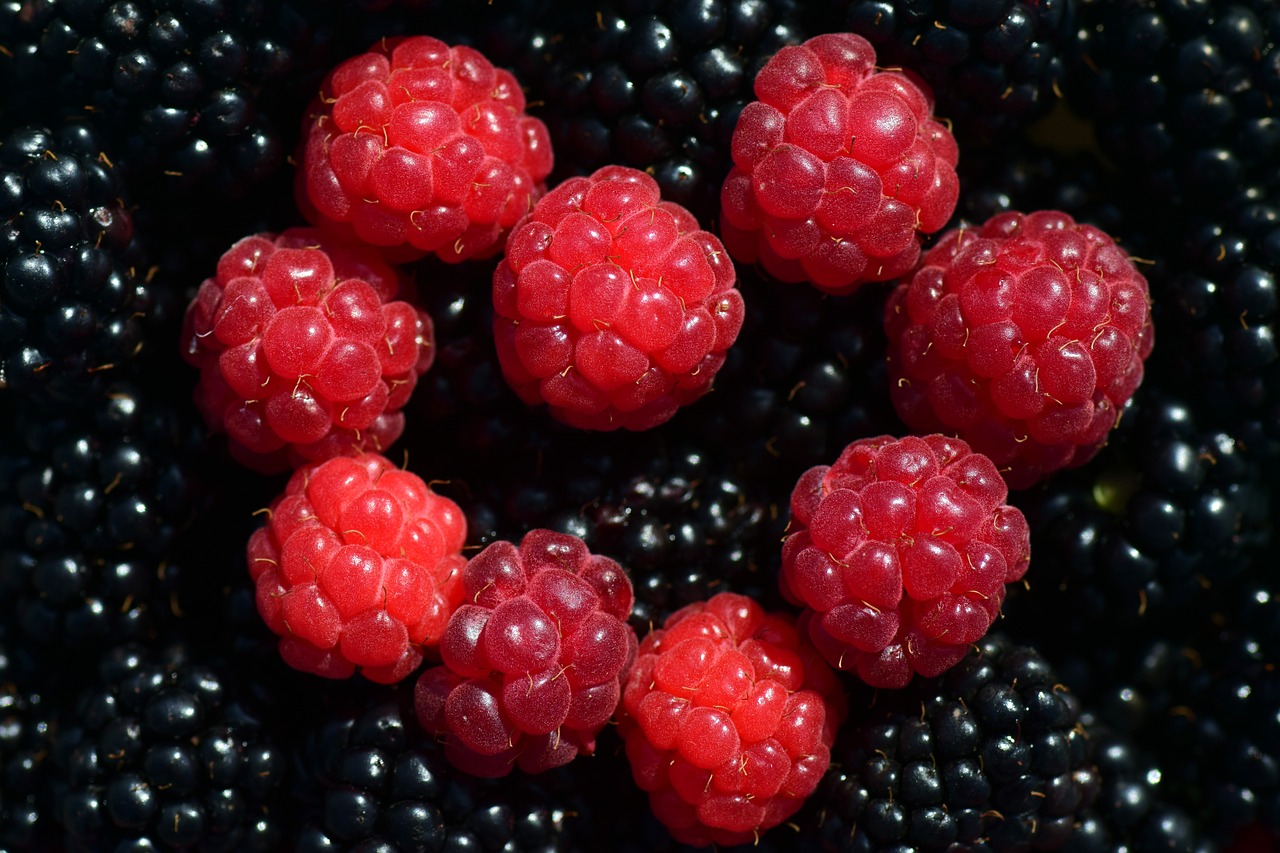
[492,165,745,430]
[246,452,467,684]
[884,210,1156,488]
[782,434,1030,689]
[414,529,637,777]
[719,32,960,295]
[617,592,846,848]
[297,35,554,263]
[181,227,434,473]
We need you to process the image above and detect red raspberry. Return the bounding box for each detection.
[492,166,744,430]
[247,453,467,684]
[884,210,1156,488]
[297,36,553,263]
[618,592,846,848]
[719,32,959,295]
[413,530,637,777]
[180,228,433,473]
[782,434,1030,689]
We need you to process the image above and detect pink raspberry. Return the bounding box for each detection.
[782,434,1030,689]
[246,453,467,684]
[492,166,745,430]
[720,32,959,295]
[884,210,1156,488]
[180,228,433,473]
[297,36,553,263]
[414,530,637,777]
[618,592,846,848]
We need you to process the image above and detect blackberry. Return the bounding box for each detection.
[0,379,202,651]
[50,642,286,852]
[673,268,900,495]
[292,697,581,851]
[1150,181,1280,469]
[1004,389,1271,645]
[1067,0,1280,202]
[530,0,808,225]
[802,634,1097,852]
[815,0,1075,140]
[0,120,151,406]
[0,0,334,198]
[0,624,58,851]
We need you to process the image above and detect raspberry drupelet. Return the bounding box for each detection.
[247,453,467,684]
[720,32,960,295]
[492,165,745,430]
[181,228,434,473]
[618,592,846,848]
[782,434,1031,689]
[297,35,553,263]
[414,529,637,777]
[884,210,1155,488]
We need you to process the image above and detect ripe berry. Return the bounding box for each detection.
[181,227,434,473]
[618,592,846,848]
[297,35,554,263]
[783,434,1031,689]
[414,529,637,777]
[247,453,467,684]
[885,210,1155,489]
[492,165,745,430]
[719,32,959,294]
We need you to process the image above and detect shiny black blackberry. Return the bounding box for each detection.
[0,379,202,650]
[1151,182,1280,469]
[816,0,1074,140]
[0,121,151,406]
[1005,390,1271,645]
[673,268,900,495]
[548,444,789,636]
[802,634,1096,852]
[531,0,808,224]
[1067,0,1280,202]
[50,642,285,852]
[0,0,334,198]
[0,624,58,852]
[292,697,580,851]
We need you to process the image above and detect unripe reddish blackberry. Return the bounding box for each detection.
[247,453,467,684]
[181,228,434,472]
[618,592,846,848]
[782,434,1030,689]
[720,32,959,295]
[414,529,637,777]
[885,210,1155,488]
[297,35,554,263]
[493,165,745,430]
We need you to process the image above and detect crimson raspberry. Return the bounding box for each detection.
[247,453,467,684]
[181,228,433,473]
[414,530,637,777]
[493,166,745,430]
[297,36,553,263]
[618,592,846,848]
[720,32,959,295]
[885,210,1155,488]
[782,434,1030,689]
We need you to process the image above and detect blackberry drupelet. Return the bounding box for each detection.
[292,697,582,851]
[814,0,1074,140]
[801,634,1097,852]
[50,642,286,852]
[673,267,900,495]
[0,379,201,651]
[0,624,58,851]
[1067,0,1280,202]
[0,120,151,406]
[0,0,334,198]
[531,0,808,225]
[1004,390,1271,646]
[1151,181,1280,470]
